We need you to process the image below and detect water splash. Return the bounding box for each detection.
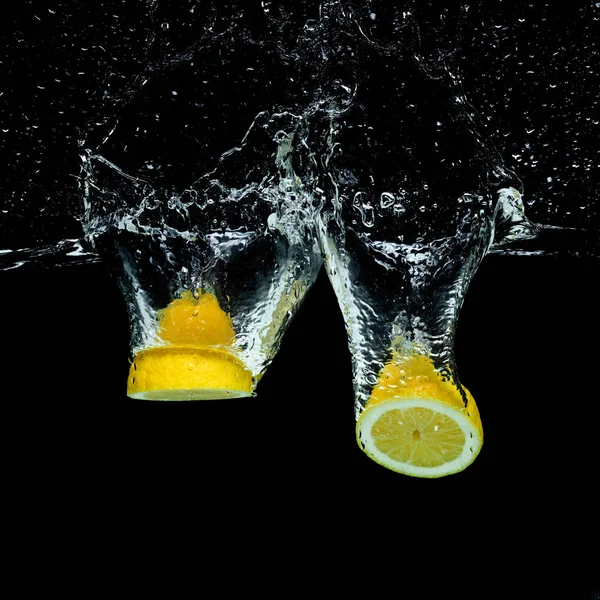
[0,239,100,271]
[80,107,321,377]
[2,2,597,261]
[1,1,598,405]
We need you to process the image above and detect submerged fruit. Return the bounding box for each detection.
[157,290,235,346]
[127,346,252,400]
[356,353,483,477]
[127,290,252,400]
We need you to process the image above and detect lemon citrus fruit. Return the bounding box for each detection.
[356,353,483,477]
[127,290,253,401]
[156,290,235,346]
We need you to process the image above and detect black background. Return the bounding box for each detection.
[3,253,599,595]
[2,2,599,596]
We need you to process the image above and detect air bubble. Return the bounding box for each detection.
[380,192,395,209]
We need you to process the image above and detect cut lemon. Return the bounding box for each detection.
[356,353,483,478]
[127,290,253,401]
[127,346,253,400]
[156,290,235,346]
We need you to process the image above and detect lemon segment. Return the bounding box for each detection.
[127,346,253,401]
[356,353,483,478]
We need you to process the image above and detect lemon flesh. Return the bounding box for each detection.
[356,353,483,478]
[127,290,252,401]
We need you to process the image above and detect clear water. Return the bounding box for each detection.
[1,2,598,401]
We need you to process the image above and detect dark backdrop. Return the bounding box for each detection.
[2,254,599,595]
[1,2,598,596]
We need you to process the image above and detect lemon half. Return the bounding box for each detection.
[127,346,253,401]
[356,353,483,478]
[156,290,235,347]
[127,290,253,401]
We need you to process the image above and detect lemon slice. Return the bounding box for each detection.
[127,290,253,401]
[356,353,483,477]
[127,346,253,401]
